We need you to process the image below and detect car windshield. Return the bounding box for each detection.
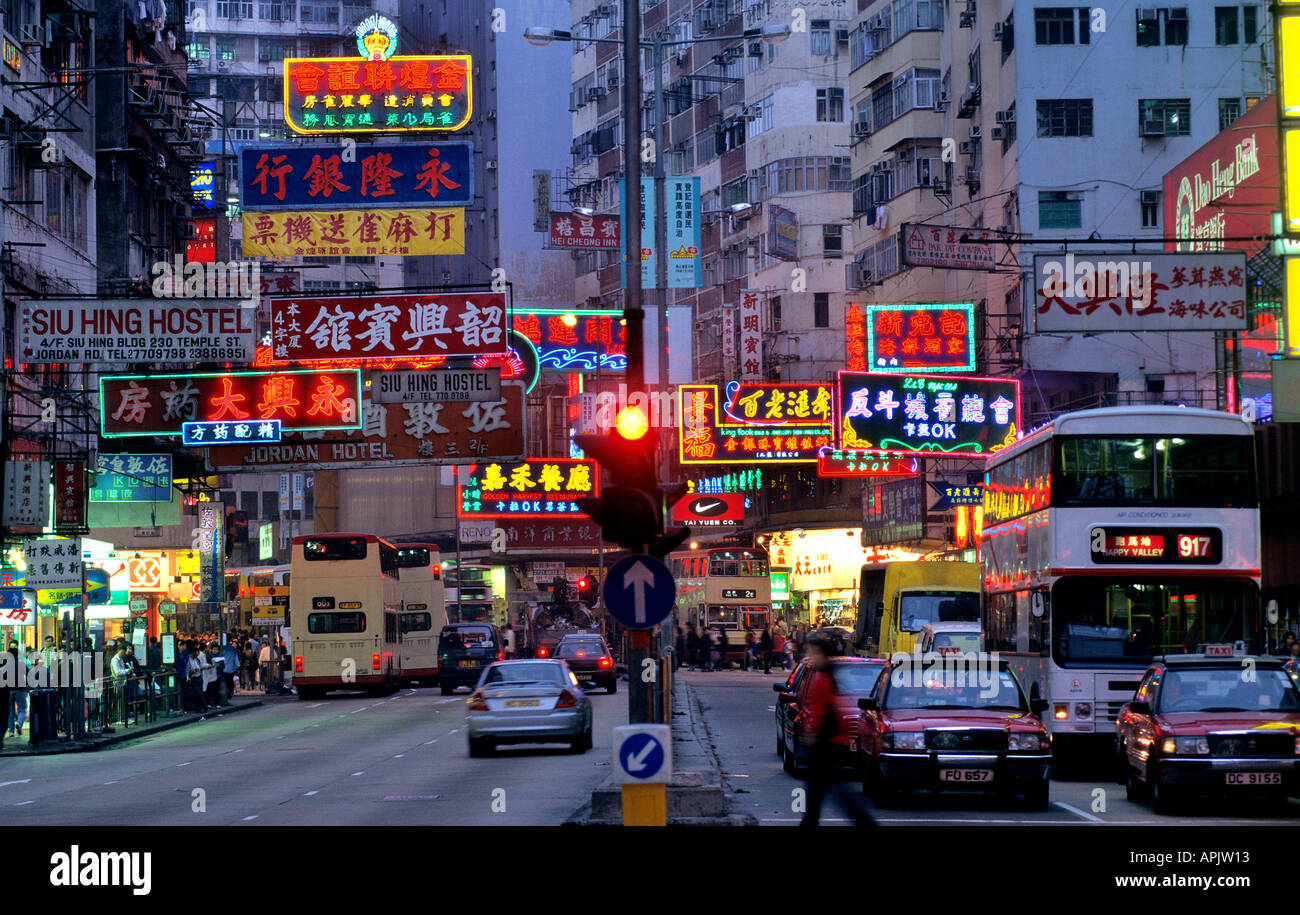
[898,592,980,633]
[884,667,1027,711]
[1156,668,1300,713]
[482,662,566,687]
[831,662,884,695]
[440,627,493,649]
[557,641,603,658]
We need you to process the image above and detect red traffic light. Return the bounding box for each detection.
[577,578,589,590]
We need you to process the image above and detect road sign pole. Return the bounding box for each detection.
[628,628,652,724]
[622,782,667,826]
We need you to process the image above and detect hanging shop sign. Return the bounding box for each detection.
[92,454,172,503]
[738,290,763,380]
[846,304,867,372]
[670,493,745,526]
[182,419,283,446]
[493,518,602,550]
[3,460,48,528]
[900,223,996,270]
[1032,252,1248,332]
[205,384,526,470]
[816,447,918,478]
[512,309,626,373]
[768,205,799,260]
[548,212,620,249]
[862,477,925,547]
[22,538,83,590]
[679,383,832,464]
[268,292,507,362]
[240,142,473,210]
[457,458,597,520]
[241,207,465,258]
[16,299,255,365]
[865,303,975,373]
[929,481,985,509]
[99,370,362,437]
[837,371,1021,459]
[191,162,216,210]
[619,176,702,289]
[686,468,764,495]
[283,50,472,135]
[472,329,541,393]
[53,459,86,531]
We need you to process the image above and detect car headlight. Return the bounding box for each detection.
[1008,732,1049,752]
[883,731,926,751]
[1161,736,1209,755]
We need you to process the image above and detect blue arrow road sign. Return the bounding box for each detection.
[603,554,676,629]
[618,731,666,781]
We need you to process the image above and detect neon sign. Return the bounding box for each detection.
[182,419,282,446]
[679,383,832,464]
[816,447,917,478]
[512,309,626,373]
[865,303,975,373]
[846,304,867,372]
[457,458,598,519]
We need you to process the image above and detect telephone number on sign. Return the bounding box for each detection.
[121,347,248,361]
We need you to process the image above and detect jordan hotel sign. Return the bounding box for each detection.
[1162,96,1277,253]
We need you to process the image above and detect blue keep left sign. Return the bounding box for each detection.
[614,724,672,784]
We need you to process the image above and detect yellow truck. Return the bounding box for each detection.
[853,561,981,658]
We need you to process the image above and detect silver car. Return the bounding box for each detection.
[465,659,594,757]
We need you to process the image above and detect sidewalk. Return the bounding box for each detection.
[0,695,264,757]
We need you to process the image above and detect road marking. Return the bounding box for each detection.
[349,708,367,714]
[15,800,34,806]
[233,748,245,753]
[393,754,405,758]
[383,795,440,801]
[176,762,190,767]
[242,815,258,821]
[0,779,32,788]
[103,781,117,786]
[1055,801,1103,822]
[423,739,438,745]
[351,771,365,776]
[309,703,325,708]
[303,791,318,796]
[448,728,459,735]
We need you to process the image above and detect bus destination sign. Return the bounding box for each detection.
[1089,526,1222,565]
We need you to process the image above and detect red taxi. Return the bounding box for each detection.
[773,657,888,774]
[1117,653,1300,814]
[856,657,1052,809]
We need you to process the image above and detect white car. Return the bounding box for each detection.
[917,622,982,656]
[465,659,593,757]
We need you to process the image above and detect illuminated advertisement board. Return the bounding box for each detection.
[837,371,1021,459]
[191,162,215,210]
[91,454,173,503]
[241,207,465,258]
[679,382,833,464]
[1088,526,1223,565]
[512,308,626,372]
[816,448,918,478]
[457,458,597,519]
[99,370,362,437]
[865,303,975,373]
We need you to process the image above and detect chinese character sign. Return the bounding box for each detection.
[91,454,173,503]
[269,293,507,362]
[866,303,976,373]
[457,458,598,519]
[816,448,918,478]
[182,420,283,446]
[738,291,763,380]
[198,504,224,603]
[99,370,363,437]
[511,309,626,373]
[721,305,736,373]
[240,142,473,210]
[22,538,83,590]
[1033,252,1248,332]
[862,478,925,547]
[679,384,832,465]
[284,55,473,135]
[901,223,995,270]
[548,212,620,249]
[53,460,86,531]
[240,207,465,258]
[619,177,701,289]
[846,304,867,371]
[837,371,1021,459]
[3,461,49,528]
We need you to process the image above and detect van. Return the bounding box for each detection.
[437,623,503,694]
[855,561,981,658]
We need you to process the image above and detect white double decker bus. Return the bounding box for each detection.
[981,406,1262,758]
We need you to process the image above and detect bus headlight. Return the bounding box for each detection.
[1053,704,1069,720]
[1074,702,1092,719]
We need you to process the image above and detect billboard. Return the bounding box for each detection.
[671,493,745,527]
[816,448,918,478]
[900,223,995,270]
[99,370,362,437]
[679,382,833,464]
[191,162,216,209]
[91,455,173,503]
[865,303,975,373]
[240,142,473,210]
[494,518,601,550]
[1033,252,1248,331]
[837,371,1021,459]
[862,477,925,546]
[548,212,620,249]
[512,309,626,372]
[768,205,799,260]
[620,176,702,289]
[268,292,507,362]
[457,458,597,519]
[283,54,473,135]
[16,299,255,365]
[205,385,527,470]
[370,367,500,404]
[241,207,465,258]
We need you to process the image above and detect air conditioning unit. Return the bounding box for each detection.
[990,125,1006,140]
[486,109,497,120]
[996,108,1015,124]
[217,59,232,71]
[1141,190,1161,206]
[19,23,43,45]
[836,27,850,43]
[606,74,619,90]
[1141,119,1166,137]
[959,140,975,156]
[570,140,582,155]
[934,90,949,112]
[485,159,497,171]
[749,41,763,57]
[1137,7,1158,21]
[992,22,1005,39]
[969,125,982,139]
[853,122,871,138]
[964,165,980,186]
[587,87,605,101]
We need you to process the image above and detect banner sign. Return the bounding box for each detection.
[1033,252,1248,332]
[687,468,764,495]
[16,299,256,364]
[929,481,984,508]
[862,478,925,547]
[92,454,172,503]
[738,290,763,380]
[816,447,918,478]
[205,384,527,470]
[838,371,1021,458]
[3,460,48,527]
[284,54,473,135]
[182,419,283,446]
[679,383,832,464]
[721,304,736,372]
[768,205,799,260]
[670,493,745,526]
[620,176,702,288]
[512,309,626,372]
[240,142,473,210]
[241,207,465,258]
[191,162,216,209]
[0,588,37,626]
[22,538,83,590]
[901,223,996,270]
[53,459,86,531]
[494,518,601,550]
[548,212,620,248]
[866,303,975,373]
[268,292,507,362]
[457,458,597,519]
[372,367,501,403]
[100,370,362,437]
[198,504,224,604]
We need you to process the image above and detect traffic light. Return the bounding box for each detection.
[575,406,691,557]
[576,576,597,604]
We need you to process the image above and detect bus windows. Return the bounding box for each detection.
[898,591,980,632]
[304,537,367,561]
[741,609,769,629]
[307,611,366,634]
[706,605,739,627]
[401,612,432,633]
[1055,435,1256,507]
[379,542,399,579]
[397,547,431,568]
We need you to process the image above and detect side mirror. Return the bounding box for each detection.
[772,682,786,693]
[1029,681,1042,702]
[1128,700,1151,716]
[1030,697,1048,715]
[858,697,877,711]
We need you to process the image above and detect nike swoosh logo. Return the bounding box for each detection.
[694,500,722,512]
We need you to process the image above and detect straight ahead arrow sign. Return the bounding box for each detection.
[623,561,656,625]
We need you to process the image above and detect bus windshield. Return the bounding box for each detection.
[1052,579,1260,667]
[397,547,431,568]
[898,592,980,633]
[1055,434,1256,507]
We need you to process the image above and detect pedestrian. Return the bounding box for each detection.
[712,628,727,670]
[0,641,14,749]
[202,643,221,707]
[772,629,787,671]
[147,638,162,671]
[684,623,700,671]
[675,624,686,671]
[6,640,27,740]
[502,623,517,659]
[759,625,774,674]
[242,642,257,691]
[111,646,133,726]
[798,636,876,827]
[743,629,757,671]
[221,641,239,701]
[258,640,273,691]
[187,641,209,711]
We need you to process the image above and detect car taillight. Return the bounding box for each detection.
[538,647,549,658]
[577,650,586,658]
[599,656,611,668]
[372,653,381,671]
[498,650,505,661]
[556,690,576,708]
[294,656,303,673]
[468,691,488,711]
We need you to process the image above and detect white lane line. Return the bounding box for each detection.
[349,708,367,714]
[393,754,405,758]
[176,762,191,767]
[447,728,460,735]
[103,781,117,786]
[233,748,245,753]
[423,739,438,745]
[303,790,318,796]
[351,771,365,776]
[0,779,33,788]
[242,815,258,821]
[1054,801,1103,822]
[309,703,325,708]
[15,800,34,806]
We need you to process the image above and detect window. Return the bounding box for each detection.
[1055,435,1257,506]
[259,1,292,18]
[1139,98,1190,137]
[1039,191,1083,229]
[307,612,366,634]
[1214,6,1239,44]
[258,40,294,61]
[1244,5,1258,43]
[1137,7,1188,45]
[303,536,367,560]
[814,292,830,327]
[1219,97,1242,131]
[1036,99,1093,137]
[822,224,842,258]
[1141,190,1160,227]
[1034,7,1089,44]
[300,0,338,22]
[747,94,774,139]
[216,0,252,16]
[872,83,894,130]
[817,87,844,122]
[186,40,210,59]
[216,38,235,60]
[1000,12,1015,62]
[761,156,851,196]
[810,19,831,55]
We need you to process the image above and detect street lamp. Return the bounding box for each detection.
[523,26,570,46]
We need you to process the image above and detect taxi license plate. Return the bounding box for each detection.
[939,769,993,783]
[505,699,539,708]
[458,660,478,668]
[1225,772,1282,786]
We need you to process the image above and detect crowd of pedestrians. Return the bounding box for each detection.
[674,619,816,673]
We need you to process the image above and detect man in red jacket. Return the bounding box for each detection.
[799,637,877,826]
